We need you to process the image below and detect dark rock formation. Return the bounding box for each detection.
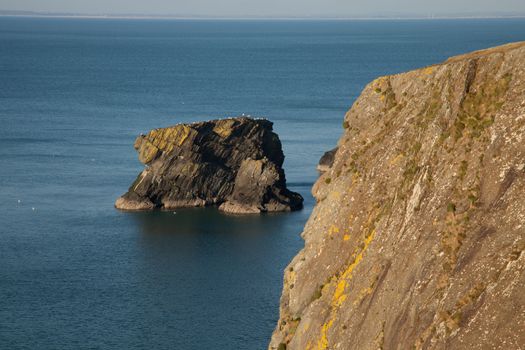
[316,147,338,173]
[115,117,303,214]
[270,42,525,349]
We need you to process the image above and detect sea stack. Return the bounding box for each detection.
[115,117,303,214]
[270,42,525,349]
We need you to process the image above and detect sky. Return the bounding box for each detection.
[1,0,525,18]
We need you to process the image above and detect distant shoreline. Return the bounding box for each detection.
[1,13,525,21]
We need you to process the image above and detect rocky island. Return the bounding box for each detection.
[115,117,303,214]
[270,42,525,349]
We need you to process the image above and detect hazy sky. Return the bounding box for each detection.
[1,0,525,17]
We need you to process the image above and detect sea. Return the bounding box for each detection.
[1,17,524,349]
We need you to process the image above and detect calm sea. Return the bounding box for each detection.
[1,17,524,349]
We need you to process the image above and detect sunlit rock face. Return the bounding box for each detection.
[115,117,303,214]
[270,42,525,350]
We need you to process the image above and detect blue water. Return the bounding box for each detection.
[1,17,524,349]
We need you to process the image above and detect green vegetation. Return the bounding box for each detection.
[417,88,443,130]
[454,72,512,140]
[312,284,323,301]
[382,85,398,110]
[412,141,422,154]
[403,159,420,182]
[438,130,451,144]
[458,160,468,180]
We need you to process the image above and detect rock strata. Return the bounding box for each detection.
[116,117,303,214]
[270,42,525,349]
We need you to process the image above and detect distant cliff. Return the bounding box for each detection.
[270,42,525,349]
[116,117,303,214]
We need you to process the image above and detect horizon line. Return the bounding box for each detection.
[1,10,525,21]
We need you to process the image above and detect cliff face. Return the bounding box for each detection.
[270,42,525,349]
[115,117,303,214]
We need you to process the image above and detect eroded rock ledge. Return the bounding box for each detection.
[270,42,525,349]
[317,147,338,173]
[115,117,303,214]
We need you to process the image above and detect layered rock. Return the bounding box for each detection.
[270,42,525,349]
[115,117,303,214]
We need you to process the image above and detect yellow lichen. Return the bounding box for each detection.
[328,225,340,236]
[140,124,193,161]
[343,234,350,241]
[288,269,296,284]
[213,119,236,138]
[389,153,405,166]
[423,66,435,75]
[310,207,380,350]
[329,191,341,199]
[316,319,334,350]
[331,228,376,308]
[346,172,361,193]
[332,279,348,307]
[174,125,191,146]
[137,140,160,164]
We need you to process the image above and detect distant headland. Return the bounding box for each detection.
[1,10,525,20]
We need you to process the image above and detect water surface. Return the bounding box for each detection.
[1,17,524,349]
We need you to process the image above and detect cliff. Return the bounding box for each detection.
[115,117,303,214]
[270,42,525,349]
